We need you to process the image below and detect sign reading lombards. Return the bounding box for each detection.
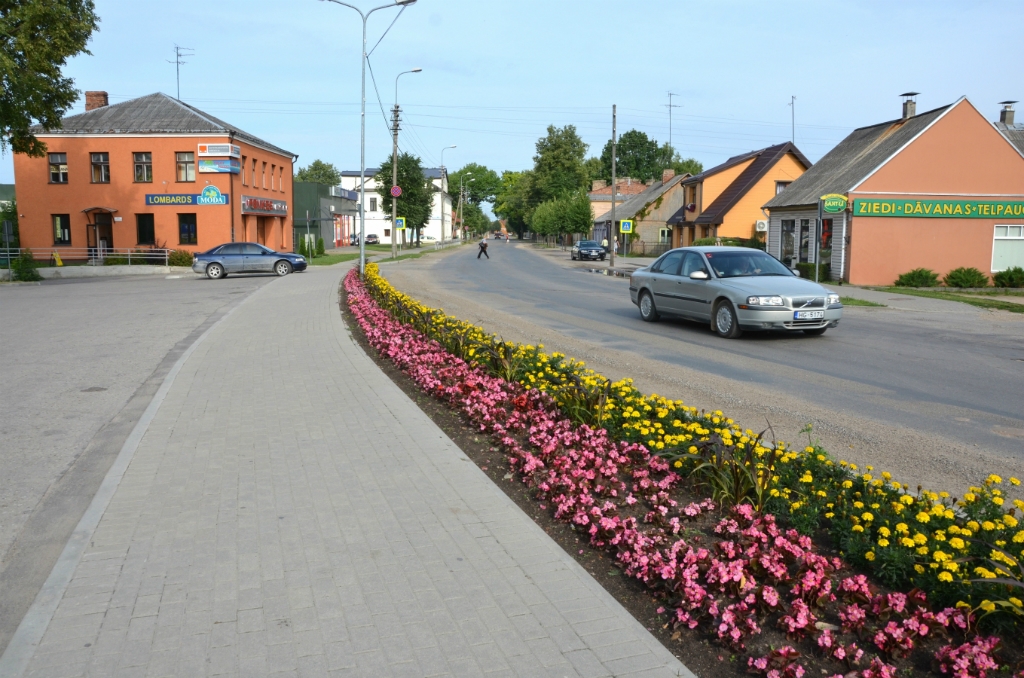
[854,199,1024,218]
[145,186,229,206]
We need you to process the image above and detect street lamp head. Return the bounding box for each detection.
[411,67,422,73]
[395,0,416,5]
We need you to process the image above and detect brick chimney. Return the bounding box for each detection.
[900,92,918,120]
[592,179,607,191]
[999,101,1016,126]
[85,91,108,111]
[662,169,676,184]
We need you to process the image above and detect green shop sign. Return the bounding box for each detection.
[854,198,1024,218]
[820,194,848,213]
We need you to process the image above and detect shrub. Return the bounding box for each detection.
[894,268,938,287]
[993,266,1024,288]
[693,237,718,246]
[167,249,194,267]
[11,249,42,281]
[103,256,128,266]
[795,262,830,280]
[943,267,989,288]
[316,237,325,257]
[297,237,307,257]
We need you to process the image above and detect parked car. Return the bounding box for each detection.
[365,233,380,244]
[192,242,307,279]
[349,234,359,246]
[628,246,842,338]
[571,240,606,261]
[420,235,437,243]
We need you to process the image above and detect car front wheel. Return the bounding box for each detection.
[275,260,293,276]
[714,300,742,338]
[638,291,659,322]
[206,262,224,280]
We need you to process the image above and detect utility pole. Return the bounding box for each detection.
[789,95,796,143]
[391,103,400,259]
[609,104,617,268]
[667,92,681,152]
[167,44,194,99]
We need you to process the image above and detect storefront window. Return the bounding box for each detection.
[53,214,71,245]
[49,153,68,183]
[176,152,195,182]
[137,214,155,245]
[781,219,795,266]
[799,219,811,263]
[134,153,153,182]
[993,225,1024,271]
[178,213,197,245]
[90,152,110,183]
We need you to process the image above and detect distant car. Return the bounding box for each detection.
[365,234,380,244]
[628,246,842,338]
[192,242,307,280]
[571,240,606,261]
[349,234,359,246]
[420,235,437,243]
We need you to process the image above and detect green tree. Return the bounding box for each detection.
[583,157,603,184]
[597,131,703,182]
[294,159,342,185]
[493,170,535,238]
[1,0,98,157]
[460,201,490,236]
[529,190,592,239]
[660,144,703,177]
[374,152,431,239]
[1,199,19,247]
[448,163,501,206]
[532,124,588,203]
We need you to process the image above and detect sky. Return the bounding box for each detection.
[3,0,1023,205]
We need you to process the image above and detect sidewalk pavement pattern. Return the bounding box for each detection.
[4,267,691,678]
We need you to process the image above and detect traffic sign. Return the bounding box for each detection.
[390,186,402,198]
[620,219,634,234]
[395,217,406,230]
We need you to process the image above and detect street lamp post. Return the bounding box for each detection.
[391,67,422,260]
[322,0,417,276]
[439,145,455,242]
[458,175,474,240]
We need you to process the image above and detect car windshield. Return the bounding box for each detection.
[578,241,599,247]
[704,251,793,278]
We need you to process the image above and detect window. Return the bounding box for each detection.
[176,152,195,182]
[369,197,378,212]
[652,250,683,275]
[134,152,153,183]
[384,228,391,237]
[136,214,155,245]
[821,218,833,253]
[241,156,247,185]
[680,252,709,277]
[776,181,791,195]
[178,213,197,245]
[262,162,267,188]
[993,225,1024,271]
[91,152,110,183]
[251,159,257,187]
[659,227,671,244]
[270,164,276,190]
[49,153,68,183]
[279,167,284,192]
[781,219,796,266]
[53,214,71,245]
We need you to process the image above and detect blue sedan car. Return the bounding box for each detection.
[192,242,307,279]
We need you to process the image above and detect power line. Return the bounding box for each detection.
[368,6,405,57]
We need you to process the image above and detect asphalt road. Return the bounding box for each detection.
[384,244,1024,476]
[0,272,275,654]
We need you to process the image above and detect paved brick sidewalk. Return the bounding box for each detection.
[6,267,692,678]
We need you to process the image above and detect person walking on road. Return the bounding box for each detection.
[477,236,489,259]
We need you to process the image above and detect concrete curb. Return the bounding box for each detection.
[0,265,195,281]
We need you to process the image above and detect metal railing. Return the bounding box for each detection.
[0,247,171,267]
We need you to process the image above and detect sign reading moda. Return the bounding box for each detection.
[145,185,229,206]
[854,198,1024,218]
[241,195,288,216]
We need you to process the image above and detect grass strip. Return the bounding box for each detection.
[878,287,1024,313]
[840,296,885,307]
[308,252,360,266]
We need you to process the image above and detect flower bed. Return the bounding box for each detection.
[345,265,1023,677]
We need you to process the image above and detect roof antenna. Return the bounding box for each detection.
[167,44,194,100]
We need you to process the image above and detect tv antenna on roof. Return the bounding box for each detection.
[666,92,681,152]
[168,44,194,100]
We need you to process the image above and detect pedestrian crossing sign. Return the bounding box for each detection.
[395,217,406,230]
[620,219,634,233]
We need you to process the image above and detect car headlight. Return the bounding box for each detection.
[828,293,841,305]
[746,295,784,306]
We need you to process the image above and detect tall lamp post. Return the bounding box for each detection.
[391,67,422,260]
[321,0,418,276]
[439,145,455,242]
[458,175,474,240]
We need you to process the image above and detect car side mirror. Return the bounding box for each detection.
[790,267,800,275]
[689,270,709,280]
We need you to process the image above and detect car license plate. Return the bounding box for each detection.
[794,310,825,319]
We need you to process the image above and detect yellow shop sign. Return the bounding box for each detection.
[821,194,848,213]
[854,199,1024,218]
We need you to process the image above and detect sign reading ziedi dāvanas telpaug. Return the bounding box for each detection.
[854,198,1024,218]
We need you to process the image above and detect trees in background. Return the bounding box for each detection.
[374,153,432,241]
[531,125,588,203]
[593,129,703,182]
[529,189,593,240]
[448,163,501,206]
[493,170,534,238]
[294,160,342,185]
[1,0,99,157]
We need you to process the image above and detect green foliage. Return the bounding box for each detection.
[943,266,989,288]
[532,125,589,202]
[529,190,592,237]
[894,267,939,287]
[460,201,490,235]
[1,199,19,247]
[167,249,194,267]
[1,0,99,157]
[596,132,703,183]
[294,160,341,186]
[583,157,603,183]
[448,163,501,206]
[493,170,535,237]
[297,236,307,257]
[693,237,718,246]
[374,153,431,235]
[11,248,41,281]
[103,255,127,265]
[796,262,830,280]
[993,266,1024,288]
[316,237,325,257]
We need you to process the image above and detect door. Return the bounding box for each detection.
[256,218,267,246]
[219,244,245,272]
[648,250,685,314]
[243,243,273,272]
[781,220,796,267]
[674,251,714,319]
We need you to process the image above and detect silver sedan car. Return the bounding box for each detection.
[628,247,842,338]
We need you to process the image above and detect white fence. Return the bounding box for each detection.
[0,247,171,267]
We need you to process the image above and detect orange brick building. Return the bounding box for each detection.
[14,92,296,258]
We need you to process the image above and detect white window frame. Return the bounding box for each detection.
[992,224,1024,272]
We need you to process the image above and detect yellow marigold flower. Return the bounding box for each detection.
[900,537,916,548]
[882,472,892,480]
[916,546,930,556]
[896,523,909,533]
[673,461,682,468]
[1009,597,1023,607]
[916,512,931,523]
[853,501,865,509]
[943,561,959,572]
[865,551,875,561]
[982,521,996,531]
[878,539,890,548]
[944,510,955,520]
[862,512,874,522]
[878,527,891,538]
[964,493,976,502]
[842,480,853,489]
[825,512,835,519]
[933,551,950,562]
[968,521,980,532]
[993,497,1004,506]
[852,525,864,533]
[1011,477,1021,486]
[987,475,1003,484]
[937,571,954,582]
[914,533,928,545]
[915,564,925,574]
[980,600,996,612]
[900,495,915,506]
[949,538,966,550]
[1005,515,1019,528]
